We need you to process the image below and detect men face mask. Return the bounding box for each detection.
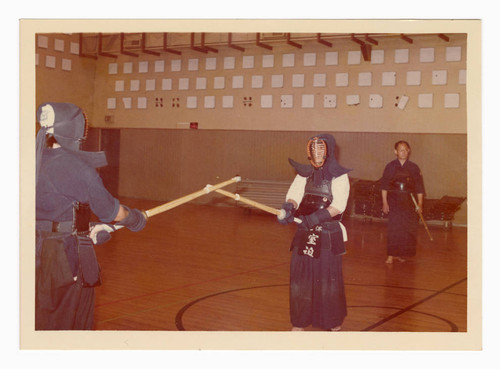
[37,102,87,150]
[307,137,328,168]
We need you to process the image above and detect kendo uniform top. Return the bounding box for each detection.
[36,147,119,224]
[380,159,424,196]
[380,159,425,257]
[35,147,120,330]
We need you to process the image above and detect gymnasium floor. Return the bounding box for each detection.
[92,198,467,333]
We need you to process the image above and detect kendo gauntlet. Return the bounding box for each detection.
[299,208,331,230]
[278,202,296,225]
[117,206,147,232]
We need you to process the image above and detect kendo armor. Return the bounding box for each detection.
[295,176,333,217]
[389,167,415,192]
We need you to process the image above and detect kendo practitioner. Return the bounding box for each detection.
[278,134,351,331]
[35,102,147,330]
[380,140,425,264]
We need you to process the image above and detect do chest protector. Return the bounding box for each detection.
[295,177,333,217]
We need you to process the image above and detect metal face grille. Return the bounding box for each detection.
[307,137,327,168]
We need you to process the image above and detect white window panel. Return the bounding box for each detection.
[204,96,216,109]
[178,78,189,90]
[155,60,165,73]
[395,49,409,64]
[371,50,384,64]
[292,74,305,88]
[304,53,317,66]
[406,71,421,86]
[358,72,372,86]
[271,75,283,88]
[313,73,326,87]
[336,73,349,87]
[420,48,435,63]
[325,51,338,66]
[188,58,199,71]
[444,93,460,108]
[186,96,197,109]
[123,62,133,74]
[323,95,337,108]
[162,78,172,90]
[382,72,396,86]
[242,55,254,69]
[446,47,461,62]
[347,51,361,65]
[418,93,433,108]
[130,80,140,91]
[282,53,295,67]
[108,63,118,74]
[206,57,217,70]
[171,59,181,72]
[281,95,293,108]
[139,61,149,73]
[222,95,233,108]
[261,95,273,108]
[232,75,244,89]
[224,56,235,69]
[301,94,315,108]
[196,77,207,90]
[252,75,264,89]
[214,76,225,89]
[262,55,274,68]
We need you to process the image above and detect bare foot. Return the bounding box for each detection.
[291,327,305,331]
[385,256,393,264]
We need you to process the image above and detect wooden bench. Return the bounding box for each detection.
[234,179,292,213]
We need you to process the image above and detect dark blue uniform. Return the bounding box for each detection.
[283,134,351,330]
[36,147,119,330]
[380,159,425,257]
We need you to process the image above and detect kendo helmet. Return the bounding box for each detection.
[36,102,88,151]
[307,136,328,168]
[35,102,106,185]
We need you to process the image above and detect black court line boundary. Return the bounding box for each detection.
[175,279,466,331]
[361,277,467,331]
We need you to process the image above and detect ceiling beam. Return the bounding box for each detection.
[141,33,160,56]
[401,34,413,44]
[98,33,118,59]
[256,33,273,50]
[438,33,450,42]
[163,33,182,55]
[120,33,138,57]
[228,33,245,51]
[316,33,332,47]
[286,33,302,49]
[78,33,97,59]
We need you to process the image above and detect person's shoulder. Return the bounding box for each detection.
[385,159,398,167]
[59,149,98,174]
[407,160,421,168]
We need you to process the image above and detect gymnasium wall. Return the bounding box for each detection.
[35,31,469,224]
[35,33,96,116]
[90,33,467,134]
[117,129,467,224]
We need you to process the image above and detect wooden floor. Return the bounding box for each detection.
[93,198,467,332]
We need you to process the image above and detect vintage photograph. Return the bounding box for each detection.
[19,19,481,351]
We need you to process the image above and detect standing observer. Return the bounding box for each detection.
[278,134,351,331]
[35,102,147,330]
[380,140,425,264]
